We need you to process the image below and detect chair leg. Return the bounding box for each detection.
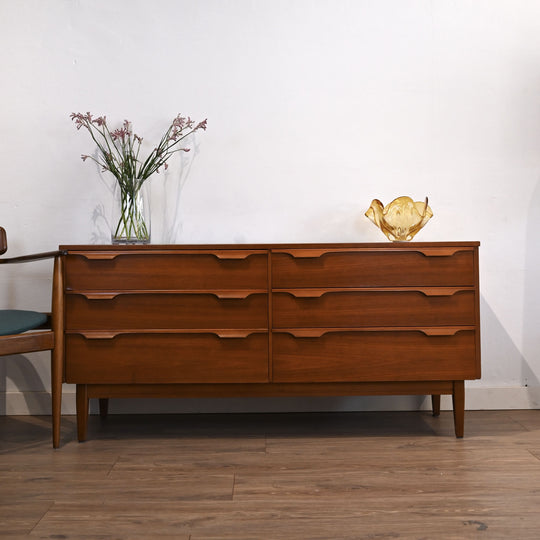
[51,349,62,449]
[51,254,64,449]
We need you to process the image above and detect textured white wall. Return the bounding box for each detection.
[1,0,540,414]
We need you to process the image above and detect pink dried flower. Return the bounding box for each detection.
[71,111,207,182]
[70,112,86,129]
[111,128,129,142]
[172,115,185,128]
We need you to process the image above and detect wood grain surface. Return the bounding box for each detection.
[1,409,540,539]
[62,243,480,441]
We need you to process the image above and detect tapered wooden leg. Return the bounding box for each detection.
[99,398,109,418]
[431,394,441,417]
[76,384,89,442]
[452,380,465,438]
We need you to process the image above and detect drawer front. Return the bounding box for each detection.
[272,249,475,288]
[65,292,268,330]
[65,251,268,291]
[273,289,476,328]
[272,330,478,382]
[65,332,269,384]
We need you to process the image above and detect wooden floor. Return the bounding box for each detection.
[1,410,540,539]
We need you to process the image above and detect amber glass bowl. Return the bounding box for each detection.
[365,196,433,242]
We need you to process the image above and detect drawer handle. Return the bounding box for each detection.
[79,293,120,300]
[75,291,262,300]
[418,327,471,336]
[418,287,467,297]
[74,329,265,339]
[282,290,327,298]
[279,329,330,338]
[73,251,264,261]
[274,247,473,259]
[277,327,473,338]
[274,249,333,259]
[276,287,469,298]
[78,331,119,339]
[212,330,262,338]
[415,248,470,257]
[212,291,259,299]
[76,253,120,260]
[212,251,262,260]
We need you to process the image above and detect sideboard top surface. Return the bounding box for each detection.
[60,241,480,251]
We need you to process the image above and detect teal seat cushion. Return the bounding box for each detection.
[0,310,48,336]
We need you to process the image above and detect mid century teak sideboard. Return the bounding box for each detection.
[59,241,481,441]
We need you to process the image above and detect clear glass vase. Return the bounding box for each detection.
[111,180,151,244]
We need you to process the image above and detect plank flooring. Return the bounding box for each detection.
[1,410,540,539]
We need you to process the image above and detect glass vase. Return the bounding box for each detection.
[111,180,151,244]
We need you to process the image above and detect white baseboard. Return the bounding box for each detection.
[1,386,539,415]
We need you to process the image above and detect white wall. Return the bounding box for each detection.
[1,0,540,414]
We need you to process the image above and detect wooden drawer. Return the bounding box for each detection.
[65,250,268,291]
[65,292,268,330]
[272,329,478,382]
[65,332,269,384]
[273,288,476,328]
[272,248,475,288]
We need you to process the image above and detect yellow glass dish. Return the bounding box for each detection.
[365,196,433,242]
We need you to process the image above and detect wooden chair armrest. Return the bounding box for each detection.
[0,250,66,264]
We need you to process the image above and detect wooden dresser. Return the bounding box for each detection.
[60,242,481,440]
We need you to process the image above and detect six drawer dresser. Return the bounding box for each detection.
[60,242,481,441]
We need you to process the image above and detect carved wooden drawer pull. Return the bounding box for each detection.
[75,329,265,339]
[211,251,262,260]
[277,287,471,298]
[274,247,471,259]
[277,327,473,338]
[76,290,263,300]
